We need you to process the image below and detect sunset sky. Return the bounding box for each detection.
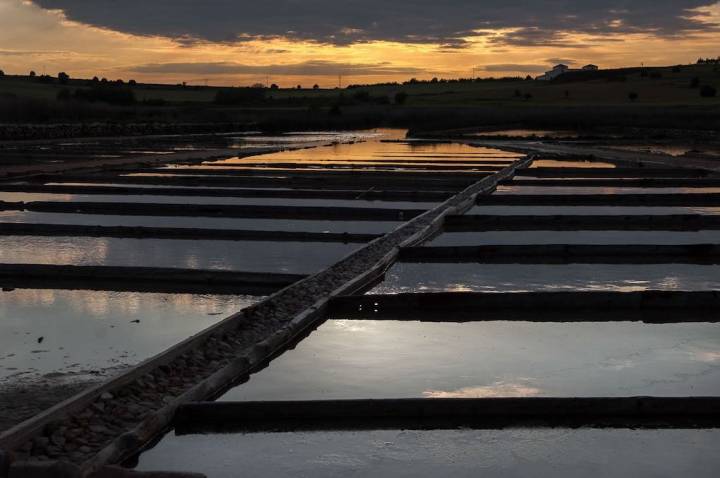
[1,0,719,87]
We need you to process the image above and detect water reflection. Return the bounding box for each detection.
[0,236,359,274]
[0,192,438,210]
[423,381,541,398]
[220,320,720,401]
[430,231,720,246]
[496,186,720,195]
[0,289,258,381]
[530,159,617,168]
[137,428,720,478]
[470,206,720,216]
[0,211,398,234]
[373,264,720,294]
[210,131,520,165]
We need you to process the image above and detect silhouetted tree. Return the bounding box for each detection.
[92,76,100,83]
[128,79,137,86]
[700,85,717,98]
[313,84,319,89]
[29,70,36,77]
[525,75,533,81]
[296,85,302,89]
[270,84,279,89]
[58,72,70,84]
[0,70,4,77]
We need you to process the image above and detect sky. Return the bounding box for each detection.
[0,0,719,87]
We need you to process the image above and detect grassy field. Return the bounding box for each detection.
[0,63,718,133]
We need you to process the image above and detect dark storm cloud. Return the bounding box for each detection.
[131,60,426,76]
[31,1,719,46]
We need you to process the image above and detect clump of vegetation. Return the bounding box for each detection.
[74,85,136,105]
[700,85,717,98]
[214,87,266,105]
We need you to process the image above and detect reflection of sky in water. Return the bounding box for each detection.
[210,138,519,164]
[470,206,720,215]
[0,211,397,234]
[0,289,258,381]
[496,186,720,195]
[473,129,580,138]
[138,428,720,478]
[0,192,438,210]
[220,320,720,401]
[530,159,618,168]
[372,263,720,293]
[430,230,720,246]
[608,145,720,157]
[0,236,359,274]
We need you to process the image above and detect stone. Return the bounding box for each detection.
[100,392,114,401]
[31,437,49,455]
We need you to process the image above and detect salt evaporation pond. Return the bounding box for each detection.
[0,236,360,274]
[219,320,720,401]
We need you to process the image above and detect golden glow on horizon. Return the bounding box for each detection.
[0,0,718,87]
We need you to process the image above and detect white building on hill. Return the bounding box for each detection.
[536,63,600,80]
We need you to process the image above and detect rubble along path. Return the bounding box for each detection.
[0,157,529,476]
